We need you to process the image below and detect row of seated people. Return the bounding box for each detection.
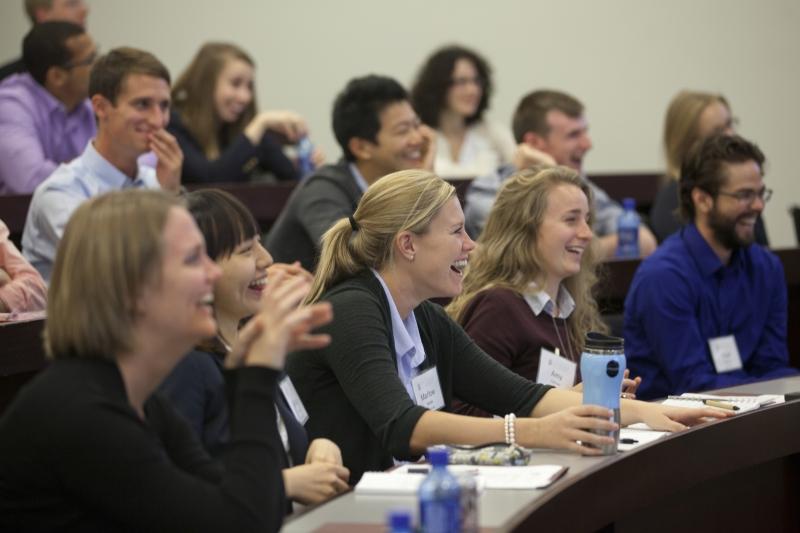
[0,5,794,533]
[1,17,768,256]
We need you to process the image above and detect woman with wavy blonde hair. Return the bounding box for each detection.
[286,169,725,484]
[448,166,617,415]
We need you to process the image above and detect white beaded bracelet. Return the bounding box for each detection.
[504,413,517,446]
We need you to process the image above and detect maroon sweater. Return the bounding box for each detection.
[454,287,578,417]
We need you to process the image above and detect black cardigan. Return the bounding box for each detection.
[286,271,551,482]
[0,358,286,532]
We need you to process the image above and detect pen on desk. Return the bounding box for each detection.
[619,438,638,445]
[702,399,739,411]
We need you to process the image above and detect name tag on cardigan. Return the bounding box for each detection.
[708,335,743,373]
[536,348,577,389]
[412,367,445,410]
[279,376,309,425]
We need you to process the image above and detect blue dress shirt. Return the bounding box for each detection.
[624,224,797,400]
[371,270,426,401]
[22,141,160,282]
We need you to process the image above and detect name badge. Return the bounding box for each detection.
[279,376,309,425]
[536,348,577,389]
[411,366,445,410]
[708,335,743,373]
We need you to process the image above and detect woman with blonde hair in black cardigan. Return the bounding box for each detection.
[286,169,728,483]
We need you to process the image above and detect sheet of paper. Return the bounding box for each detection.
[663,393,784,413]
[618,427,670,451]
[355,464,568,494]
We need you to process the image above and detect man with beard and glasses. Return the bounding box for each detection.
[623,134,797,400]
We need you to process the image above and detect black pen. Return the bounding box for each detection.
[619,438,638,445]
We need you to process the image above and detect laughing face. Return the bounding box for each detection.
[409,196,476,300]
[214,236,274,323]
[708,160,765,250]
[535,184,593,294]
[538,110,593,173]
[96,73,171,159]
[137,207,221,348]
[214,57,254,124]
[364,101,427,176]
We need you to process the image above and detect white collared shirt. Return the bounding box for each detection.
[371,269,426,401]
[523,283,576,319]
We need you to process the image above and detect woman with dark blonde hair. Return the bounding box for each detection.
[448,166,638,415]
[170,42,319,184]
[0,189,332,531]
[650,90,767,243]
[287,169,728,483]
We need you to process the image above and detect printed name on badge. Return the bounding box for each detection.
[411,366,445,410]
[536,348,577,389]
[708,335,743,373]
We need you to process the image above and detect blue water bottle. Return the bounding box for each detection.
[419,447,461,533]
[580,332,626,454]
[296,136,315,179]
[616,197,640,258]
[387,510,414,533]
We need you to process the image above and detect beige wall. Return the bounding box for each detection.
[2,0,798,245]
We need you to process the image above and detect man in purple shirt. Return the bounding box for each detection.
[0,21,97,195]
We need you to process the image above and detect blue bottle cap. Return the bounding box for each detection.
[426,446,449,466]
[622,197,636,210]
[388,510,412,530]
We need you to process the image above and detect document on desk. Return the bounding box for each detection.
[355,464,567,494]
[618,427,670,451]
[663,393,784,413]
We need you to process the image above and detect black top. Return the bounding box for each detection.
[167,110,298,184]
[265,159,362,271]
[286,271,552,482]
[0,358,286,532]
[0,57,25,83]
[160,348,308,467]
[650,179,769,244]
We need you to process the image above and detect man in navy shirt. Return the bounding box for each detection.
[624,134,797,400]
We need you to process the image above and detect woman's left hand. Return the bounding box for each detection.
[305,438,343,465]
[628,401,734,432]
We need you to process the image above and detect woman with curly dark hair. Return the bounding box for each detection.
[411,45,513,178]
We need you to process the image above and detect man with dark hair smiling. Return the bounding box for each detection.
[22,47,183,281]
[266,74,436,271]
[0,21,97,194]
[624,134,797,400]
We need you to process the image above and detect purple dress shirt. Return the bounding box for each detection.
[0,73,96,195]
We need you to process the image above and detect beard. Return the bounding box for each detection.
[708,206,757,250]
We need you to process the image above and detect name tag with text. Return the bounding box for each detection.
[536,348,577,389]
[708,335,743,373]
[412,366,445,410]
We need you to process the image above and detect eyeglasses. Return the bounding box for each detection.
[716,186,772,205]
[62,48,98,70]
[450,76,485,89]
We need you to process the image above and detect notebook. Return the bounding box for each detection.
[663,393,784,413]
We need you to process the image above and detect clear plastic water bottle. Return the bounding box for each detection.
[616,197,640,258]
[418,447,461,533]
[387,510,414,533]
[296,136,315,179]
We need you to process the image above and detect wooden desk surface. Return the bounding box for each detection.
[283,375,800,533]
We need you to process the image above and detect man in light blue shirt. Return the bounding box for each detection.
[23,47,183,281]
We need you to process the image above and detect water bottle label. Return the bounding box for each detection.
[420,499,460,533]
